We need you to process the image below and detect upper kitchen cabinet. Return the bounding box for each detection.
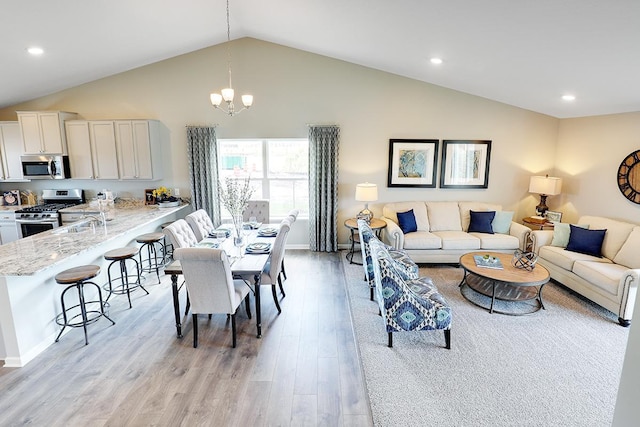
[65,120,119,180]
[18,111,78,155]
[114,120,162,180]
[0,122,25,181]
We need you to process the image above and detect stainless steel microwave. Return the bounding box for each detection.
[20,154,71,179]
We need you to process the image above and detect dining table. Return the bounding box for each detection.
[164,225,278,339]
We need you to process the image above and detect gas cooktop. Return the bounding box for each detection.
[16,203,79,214]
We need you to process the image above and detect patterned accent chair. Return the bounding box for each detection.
[358,219,420,301]
[243,200,270,224]
[369,238,452,348]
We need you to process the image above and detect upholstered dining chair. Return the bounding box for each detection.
[163,219,199,250]
[243,200,270,224]
[357,219,420,301]
[173,247,252,348]
[253,221,291,312]
[279,209,299,282]
[185,209,215,242]
[369,238,452,349]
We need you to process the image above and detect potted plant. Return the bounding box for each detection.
[153,186,179,207]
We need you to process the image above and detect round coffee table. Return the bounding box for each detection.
[459,252,550,315]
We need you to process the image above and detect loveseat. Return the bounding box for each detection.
[380,201,530,263]
[531,216,640,326]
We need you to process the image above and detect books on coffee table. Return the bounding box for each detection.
[473,255,504,270]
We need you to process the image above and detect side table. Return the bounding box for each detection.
[522,217,555,251]
[344,218,387,265]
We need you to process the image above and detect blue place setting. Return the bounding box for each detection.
[245,242,271,254]
[257,227,278,237]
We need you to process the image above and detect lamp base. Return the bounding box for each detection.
[535,194,549,217]
[357,209,373,223]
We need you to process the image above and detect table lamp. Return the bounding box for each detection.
[529,175,562,216]
[355,182,378,223]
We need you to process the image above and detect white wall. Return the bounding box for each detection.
[0,37,562,245]
[554,112,640,224]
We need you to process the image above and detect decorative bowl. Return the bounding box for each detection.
[158,201,180,208]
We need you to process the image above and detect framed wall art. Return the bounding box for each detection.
[440,140,492,188]
[387,139,439,188]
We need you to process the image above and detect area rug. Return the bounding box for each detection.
[341,255,630,426]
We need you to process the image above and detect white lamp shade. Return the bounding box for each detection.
[529,175,562,195]
[241,94,253,107]
[355,183,378,202]
[221,88,235,102]
[210,93,222,106]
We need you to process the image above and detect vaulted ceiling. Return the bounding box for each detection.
[2,0,639,118]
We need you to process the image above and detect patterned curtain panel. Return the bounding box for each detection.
[308,125,340,252]
[186,126,221,226]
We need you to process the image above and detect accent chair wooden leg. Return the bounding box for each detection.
[231,313,237,348]
[278,275,286,298]
[619,317,631,327]
[192,313,198,348]
[444,329,451,349]
[281,259,287,280]
[388,332,393,348]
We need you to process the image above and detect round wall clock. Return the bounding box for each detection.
[617,150,640,204]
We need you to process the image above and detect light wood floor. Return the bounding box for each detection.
[0,250,373,427]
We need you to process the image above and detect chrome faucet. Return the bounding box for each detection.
[83,211,107,226]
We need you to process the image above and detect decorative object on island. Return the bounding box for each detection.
[209,0,253,116]
[218,176,254,244]
[439,140,492,188]
[152,186,179,207]
[355,182,378,223]
[387,139,439,188]
[617,149,640,204]
[528,174,562,216]
[511,249,538,271]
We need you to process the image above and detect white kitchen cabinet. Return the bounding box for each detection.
[65,120,119,180]
[0,212,18,245]
[18,111,77,154]
[114,120,162,180]
[0,122,25,181]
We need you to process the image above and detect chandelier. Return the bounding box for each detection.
[210,0,253,116]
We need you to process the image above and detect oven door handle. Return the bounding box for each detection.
[16,218,59,224]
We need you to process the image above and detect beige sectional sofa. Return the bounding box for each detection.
[531,216,640,326]
[380,201,529,264]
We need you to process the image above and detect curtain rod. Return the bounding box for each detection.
[185,124,218,128]
[306,123,339,127]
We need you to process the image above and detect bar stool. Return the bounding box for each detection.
[104,247,147,309]
[136,232,165,284]
[55,265,115,345]
[160,221,174,262]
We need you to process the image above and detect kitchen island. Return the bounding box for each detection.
[0,202,190,367]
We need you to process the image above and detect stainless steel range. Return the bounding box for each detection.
[15,189,85,238]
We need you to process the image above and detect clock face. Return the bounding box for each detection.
[618,150,640,204]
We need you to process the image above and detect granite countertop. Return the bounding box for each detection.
[0,204,189,276]
[0,205,32,212]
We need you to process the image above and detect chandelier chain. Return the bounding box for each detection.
[226,0,232,88]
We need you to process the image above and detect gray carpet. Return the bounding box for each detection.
[341,255,630,426]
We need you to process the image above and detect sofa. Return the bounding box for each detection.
[380,201,530,263]
[531,216,640,326]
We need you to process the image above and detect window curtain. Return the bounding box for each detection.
[308,125,340,252]
[186,126,221,226]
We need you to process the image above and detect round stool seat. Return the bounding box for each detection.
[104,247,138,261]
[136,232,165,244]
[55,265,101,285]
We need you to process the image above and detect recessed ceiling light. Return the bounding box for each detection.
[27,47,44,56]
[430,57,443,65]
[562,94,575,101]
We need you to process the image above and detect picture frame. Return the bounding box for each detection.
[387,139,439,188]
[545,211,562,223]
[439,140,492,188]
[144,188,157,205]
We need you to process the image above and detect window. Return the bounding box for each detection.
[218,138,308,218]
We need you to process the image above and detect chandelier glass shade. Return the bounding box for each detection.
[210,0,253,116]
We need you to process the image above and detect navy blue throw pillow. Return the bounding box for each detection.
[397,209,417,234]
[566,225,606,257]
[468,210,495,234]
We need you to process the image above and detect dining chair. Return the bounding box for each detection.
[185,209,215,242]
[173,247,252,348]
[253,221,290,312]
[279,209,299,282]
[243,200,270,224]
[163,219,199,250]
